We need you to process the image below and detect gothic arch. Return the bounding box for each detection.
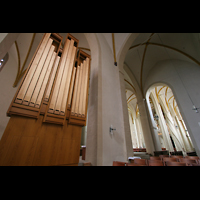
[117,33,140,73]
[144,59,200,156]
[146,82,191,154]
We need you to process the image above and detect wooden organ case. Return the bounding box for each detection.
[0,33,91,166]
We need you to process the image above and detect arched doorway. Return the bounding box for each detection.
[146,83,195,156]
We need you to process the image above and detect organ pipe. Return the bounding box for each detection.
[71,65,80,116]
[29,44,55,107]
[16,33,51,103]
[44,54,60,102]
[71,56,89,118]
[67,66,76,108]
[74,62,83,116]
[34,50,57,108]
[81,57,90,117]
[60,46,76,115]
[48,39,70,113]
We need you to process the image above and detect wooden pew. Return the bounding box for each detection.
[148,160,164,166]
[113,161,126,166]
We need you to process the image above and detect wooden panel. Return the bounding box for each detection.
[1,136,21,166]
[43,114,65,125]
[56,139,80,165]
[9,106,38,118]
[0,134,13,165]
[69,116,86,126]
[33,133,62,166]
[0,115,82,166]
[8,136,38,166]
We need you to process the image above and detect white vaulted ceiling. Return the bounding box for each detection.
[125,33,200,92]
[123,33,200,115]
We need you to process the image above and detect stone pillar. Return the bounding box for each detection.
[150,92,174,152]
[168,103,186,151]
[85,33,133,166]
[133,119,140,148]
[135,117,142,148]
[146,93,162,151]
[118,70,134,158]
[137,99,155,155]
[175,116,192,152]
[159,95,185,152]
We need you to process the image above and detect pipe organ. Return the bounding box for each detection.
[7,33,91,126]
[1,33,91,166]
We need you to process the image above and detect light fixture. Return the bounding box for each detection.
[192,105,200,113]
[110,125,116,135]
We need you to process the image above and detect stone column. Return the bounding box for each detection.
[137,99,155,155]
[159,95,185,152]
[146,93,162,151]
[133,119,140,148]
[150,92,174,152]
[85,33,133,166]
[118,70,134,158]
[135,117,142,148]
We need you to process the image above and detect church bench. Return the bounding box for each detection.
[178,158,197,164]
[132,158,148,165]
[113,161,126,166]
[165,161,187,166]
[126,163,147,166]
[154,150,169,156]
[162,157,178,165]
[148,160,164,166]
[149,156,161,160]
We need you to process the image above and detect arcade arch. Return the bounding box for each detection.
[146,83,194,156]
[121,33,200,157]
